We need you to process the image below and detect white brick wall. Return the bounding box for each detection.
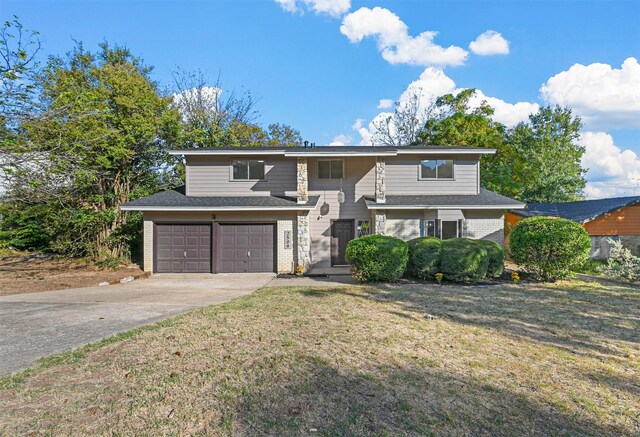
[277,219,295,274]
[464,215,505,245]
[143,218,153,272]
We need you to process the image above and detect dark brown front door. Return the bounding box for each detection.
[155,224,211,273]
[218,224,275,273]
[331,220,354,266]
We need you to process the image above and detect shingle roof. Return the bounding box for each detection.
[365,188,525,209]
[121,186,319,211]
[512,196,640,223]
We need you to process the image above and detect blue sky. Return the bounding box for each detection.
[2,0,639,197]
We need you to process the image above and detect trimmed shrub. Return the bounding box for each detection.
[475,239,505,278]
[509,216,590,281]
[346,235,409,282]
[406,237,442,279]
[440,238,489,283]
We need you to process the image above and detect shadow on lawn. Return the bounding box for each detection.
[229,358,625,436]
[301,282,640,359]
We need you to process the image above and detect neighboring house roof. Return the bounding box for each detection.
[365,188,525,210]
[121,186,320,211]
[511,196,640,223]
[168,145,496,157]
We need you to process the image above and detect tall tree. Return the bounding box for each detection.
[509,106,586,202]
[171,70,301,148]
[9,42,181,258]
[371,91,430,147]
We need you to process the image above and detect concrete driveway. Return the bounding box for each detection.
[0,273,274,376]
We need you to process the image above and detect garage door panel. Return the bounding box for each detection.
[155,224,211,273]
[218,223,275,273]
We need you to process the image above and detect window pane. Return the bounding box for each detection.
[437,160,453,178]
[426,220,435,237]
[441,221,457,239]
[421,160,437,178]
[331,160,343,179]
[357,220,371,237]
[318,160,331,179]
[232,161,248,180]
[249,160,265,179]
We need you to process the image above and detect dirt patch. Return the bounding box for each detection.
[0,257,145,296]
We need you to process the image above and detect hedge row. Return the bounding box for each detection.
[346,235,504,283]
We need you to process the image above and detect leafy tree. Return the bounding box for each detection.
[8,42,181,259]
[0,17,42,185]
[412,90,585,202]
[509,106,586,202]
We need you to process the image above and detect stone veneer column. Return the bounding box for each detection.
[374,209,387,235]
[297,157,308,204]
[297,211,311,272]
[375,157,386,203]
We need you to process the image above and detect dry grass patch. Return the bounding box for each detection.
[0,280,638,436]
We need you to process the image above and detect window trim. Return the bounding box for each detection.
[420,219,463,239]
[230,159,267,181]
[317,159,344,180]
[418,159,455,180]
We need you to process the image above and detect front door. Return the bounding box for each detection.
[331,220,354,266]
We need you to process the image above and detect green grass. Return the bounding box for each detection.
[0,280,638,436]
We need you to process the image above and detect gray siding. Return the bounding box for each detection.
[308,157,375,269]
[385,155,479,195]
[186,155,297,197]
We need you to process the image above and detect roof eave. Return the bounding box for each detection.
[366,203,525,210]
[120,205,316,212]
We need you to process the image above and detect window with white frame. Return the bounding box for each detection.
[420,160,454,179]
[420,219,462,239]
[232,160,265,180]
[420,220,436,237]
[357,220,371,237]
[318,159,344,179]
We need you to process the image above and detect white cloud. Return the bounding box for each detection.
[540,57,640,129]
[468,90,539,127]
[469,30,509,55]
[275,0,350,17]
[352,118,372,145]
[580,131,640,198]
[275,0,299,14]
[377,99,394,109]
[340,7,468,67]
[329,134,352,145]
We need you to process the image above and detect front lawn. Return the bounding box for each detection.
[0,280,638,435]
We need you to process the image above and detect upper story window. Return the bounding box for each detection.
[420,159,454,179]
[318,159,344,179]
[232,160,265,180]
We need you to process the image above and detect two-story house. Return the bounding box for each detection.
[121,145,525,274]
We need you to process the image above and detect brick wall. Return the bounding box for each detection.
[276,219,295,273]
[464,215,505,245]
[143,218,153,272]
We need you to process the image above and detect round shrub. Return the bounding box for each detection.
[440,238,489,283]
[406,237,442,279]
[475,239,505,278]
[345,235,408,282]
[509,216,590,281]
